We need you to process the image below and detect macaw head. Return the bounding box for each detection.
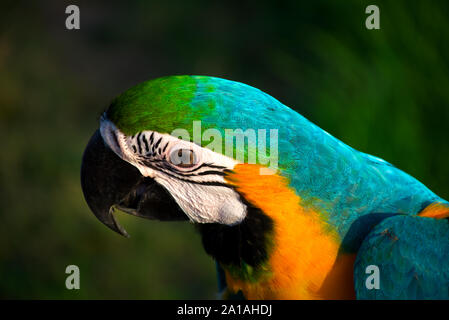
[81,75,287,238]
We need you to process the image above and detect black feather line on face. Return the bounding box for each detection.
[170,162,227,174]
[136,132,142,154]
[154,137,162,150]
[143,134,150,153]
[162,142,169,154]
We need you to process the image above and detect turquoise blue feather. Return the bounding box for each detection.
[354,215,449,299]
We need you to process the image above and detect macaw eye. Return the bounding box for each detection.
[168,148,198,169]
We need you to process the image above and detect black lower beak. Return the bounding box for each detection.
[80,130,187,237]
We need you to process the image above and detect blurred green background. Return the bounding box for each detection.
[0,0,448,299]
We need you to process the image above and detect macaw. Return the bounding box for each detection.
[81,75,449,299]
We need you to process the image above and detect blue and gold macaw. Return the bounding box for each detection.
[81,75,449,299]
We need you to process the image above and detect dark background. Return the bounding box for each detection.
[1,0,448,299]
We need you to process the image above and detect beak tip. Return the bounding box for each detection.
[115,229,131,238]
[109,224,131,238]
[117,227,131,239]
[107,207,131,238]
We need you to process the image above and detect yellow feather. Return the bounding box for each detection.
[224,164,355,299]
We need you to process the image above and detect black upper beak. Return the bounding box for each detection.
[80,130,187,237]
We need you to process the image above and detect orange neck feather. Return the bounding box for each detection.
[223,164,356,299]
[418,202,449,219]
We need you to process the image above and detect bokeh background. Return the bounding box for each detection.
[1,0,448,299]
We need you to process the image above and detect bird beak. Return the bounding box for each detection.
[80,130,187,238]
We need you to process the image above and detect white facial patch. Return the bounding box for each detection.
[100,117,247,225]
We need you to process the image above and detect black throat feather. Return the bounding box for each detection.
[196,200,274,272]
